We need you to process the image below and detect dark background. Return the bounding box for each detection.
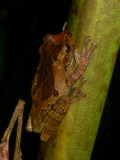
[0,0,120,160]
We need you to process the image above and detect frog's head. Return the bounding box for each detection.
[43,31,74,46]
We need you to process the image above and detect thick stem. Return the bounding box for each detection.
[38,0,120,160]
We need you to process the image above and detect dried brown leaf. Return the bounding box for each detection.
[0,138,9,160]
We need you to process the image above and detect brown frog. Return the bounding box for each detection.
[26,31,97,141]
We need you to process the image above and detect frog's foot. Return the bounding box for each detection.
[67,37,97,86]
[75,37,97,64]
[26,116,32,132]
[69,78,86,103]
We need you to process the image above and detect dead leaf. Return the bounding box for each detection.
[0,138,9,160]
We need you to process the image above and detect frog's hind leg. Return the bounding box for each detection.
[40,96,70,141]
[69,78,86,104]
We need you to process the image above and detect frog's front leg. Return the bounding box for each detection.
[67,37,97,86]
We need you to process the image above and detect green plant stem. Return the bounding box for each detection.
[38,0,120,160]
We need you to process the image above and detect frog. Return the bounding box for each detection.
[26,31,97,141]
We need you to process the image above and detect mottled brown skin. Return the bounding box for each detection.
[26,31,97,141]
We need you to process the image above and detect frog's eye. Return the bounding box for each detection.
[65,44,70,53]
